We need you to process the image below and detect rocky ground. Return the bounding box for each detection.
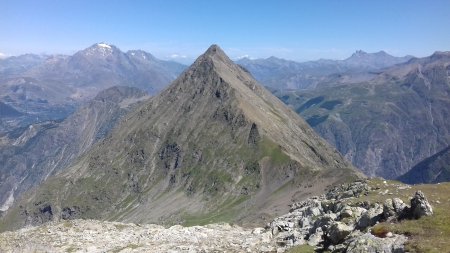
[0,180,437,252]
[268,180,432,252]
[0,220,275,252]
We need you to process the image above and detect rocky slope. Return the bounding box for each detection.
[0,86,148,213]
[0,45,360,231]
[237,51,413,90]
[398,145,450,184]
[0,179,442,253]
[273,51,450,179]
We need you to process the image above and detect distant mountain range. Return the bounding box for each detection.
[272,51,450,180]
[1,44,448,189]
[0,43,186,134]
[237,50,413,90]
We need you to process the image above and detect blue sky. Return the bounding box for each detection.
[1,0,450,62]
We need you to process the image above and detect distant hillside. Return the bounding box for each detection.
[273,51,450,179]
[0,54,47,77]
[0,86,148,213]
[398,146,450,184]
[0,102,22,118]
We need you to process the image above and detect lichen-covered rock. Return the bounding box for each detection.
[345,232,407,253]
[326,221,353,244]
[410,191,433,219]
[307,227,323,246]
[383,198,407,220]
[357,203,384,230]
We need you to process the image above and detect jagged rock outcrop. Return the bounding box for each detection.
[267,181,433,252]
[409,190,433,219]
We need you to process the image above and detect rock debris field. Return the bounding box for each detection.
[0,220,276,252]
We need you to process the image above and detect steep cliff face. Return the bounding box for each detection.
[273,52,450,179]
[0,45,360,231]
[0,86,148,212]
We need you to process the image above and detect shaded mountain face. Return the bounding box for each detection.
[0,102,22,118]
[0,86,148,213]
[398,146,450,184]
[236,51,413,90]
[273,51,450,179]
[0,45,360,231]
[0,44,186,134]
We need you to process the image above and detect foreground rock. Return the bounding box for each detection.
[0,219,275,252]
[267,180,432,252]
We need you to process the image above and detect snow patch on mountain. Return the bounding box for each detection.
[97,43,112,49]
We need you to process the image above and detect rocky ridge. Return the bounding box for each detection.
[268,180,433,252]
[0,180,434,253]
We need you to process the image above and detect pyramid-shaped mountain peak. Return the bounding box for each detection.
[1,45,361,231]
[194,44,233,67]
[204,44,224,56]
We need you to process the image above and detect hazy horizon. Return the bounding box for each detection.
[2,0,450,63]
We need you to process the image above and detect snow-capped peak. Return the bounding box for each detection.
[81,43,115,57]
[97,43,112,49]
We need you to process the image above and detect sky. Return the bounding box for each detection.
[1,0,450,63]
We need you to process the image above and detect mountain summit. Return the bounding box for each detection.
[1,45,361,230]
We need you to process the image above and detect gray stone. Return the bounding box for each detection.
[357,204,383,230]
[392,198,407,215]
[410,191,433,219]
[327,222,353,244]
[350,207,367,219]
[346,232,407,253]
[307,227,323,246]
[340,206,353,219]
[383,199,396,218]
[311,215,334,234]
[307,206,322,216]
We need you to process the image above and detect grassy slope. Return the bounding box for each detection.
[367,180,450,253]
